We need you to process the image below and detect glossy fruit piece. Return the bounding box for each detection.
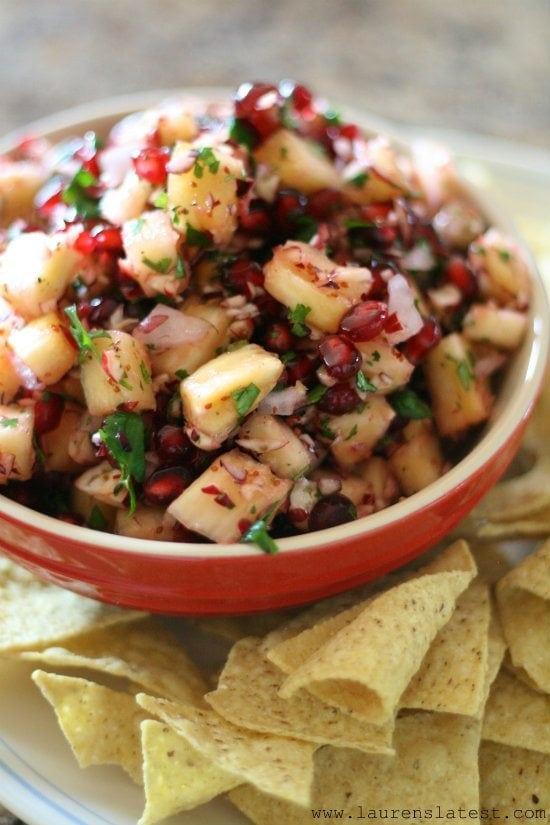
[238,196,271,233]
[309,493,356,532]
[286,354,317,384]
[143,466,191,505]
[318,384,361,414]
[156,425,191,462]
[446,256,477,298]
[225,259,264,296]
[34,393,64,435]
[340,301,388,342]
[264,322,294,353]
[132,146,170,185]
[402,317,442,364]
[234,82,282,139]
[319,335,362,380]
[274,188,308,232]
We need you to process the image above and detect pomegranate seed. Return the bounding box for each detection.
[289,507,308,523]
[361,202,393,223]
[85,296,118,325]
[144,467,190,505]
[290,83,313,112]
[238,196,271,233]
[319,335,361,380]
[34,177,64,216]
[274,189,308,232]
[306,188,343,220]
[340,301,388,342]
[384,313,403,335]
[309,493,356,532]
[225,259,264,296]
[157,425,190,462]
[94,226,123,253]
[34,393,64,435]
[133,147,169,185]
[117,269,143,301]
[318,384,360,414]
[264,322,294,353]
[234,82,282,139]
[446,256,477,298]
[286,354,316,384]
[338,123,361,141]
[402,317,442,364]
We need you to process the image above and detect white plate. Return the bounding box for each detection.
[0,109,548,824]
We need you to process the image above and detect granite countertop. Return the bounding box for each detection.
[0,1,548,823]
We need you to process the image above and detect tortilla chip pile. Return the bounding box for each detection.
[1,535,548,825]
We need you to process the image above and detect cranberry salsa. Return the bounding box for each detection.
[0,82,531,549]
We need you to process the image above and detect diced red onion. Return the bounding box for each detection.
[401,243,435,272]
[220,454,247,482]
[258,382,308,416]
[133,305,212,351]
[385,274,423,345]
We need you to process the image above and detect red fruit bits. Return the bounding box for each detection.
[340,301,388,342]
[319,335,362,380]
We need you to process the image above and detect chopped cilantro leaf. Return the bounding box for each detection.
[61,168,100,218]
[356,371,377,393]
[228,118,256,151]
[175,256,187,279]
[345,423,358,441]
[287,304,311,337]
[320,418,336,440]
[193,147,220,179]
[64,304,109,363]
[280,350,297,365]
[390,389,432,420]
[139,361,152,385]
[152,191,168,209]
[323,108,342,126]
[0,417,17,428]
[344,217,375,230]
[293,214,318,242]
[175,369,189,380]
[457,358,475,390]
[347,171,368,188]
[243,517,278,554]
[142,256,172,274]
[185,223,211,247]
[98,412,146,515]
[498,249,512,262]
[226,340,248,352]
[306,384,327,404]
[232,383,261,419]
[88,505,108,531]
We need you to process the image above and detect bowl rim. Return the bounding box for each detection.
[0,88,548,560]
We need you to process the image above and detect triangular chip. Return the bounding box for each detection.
[21,618,207,704]
[480,741,549,820]
[0,557,144,653]
[496,542,550,692]
[401,580,491,715]
[136,693,315,807]
[205,637,394,753]
[189,611,293,643]
[482,670,550,754]
[32,670,145,783]
[139,719,239,825]
[277,553,475,723]
[475,610,507,719]
[229,712,481,824]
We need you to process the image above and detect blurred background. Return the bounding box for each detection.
[1,0,549,149]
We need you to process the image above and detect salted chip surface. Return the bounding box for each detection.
[0,557,144,653]
[189,611,292,643]
[136,693,315,807]
[479,741,549,822]
[32,670,146,784]
[21,618,207,704]
[401,580,491,715]
[482,670,550,754]
[277,556,475,723]
[139,719,239,825]
[475,613,507,719]
[205,637,394,753]
[229,712,481,825]
[496,541,550,692]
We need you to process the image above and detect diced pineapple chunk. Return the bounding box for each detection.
[0,345,20,403]
[99,170,152,226]
[156,104,199,145]
[326,396,395,469]
[121,210,188,298]
[264,242,371,333]
[357,337,414,394]
[150,299,231,378]
[9,312,76,385]
[115,506,177,540]
[238,413,318,479]
[254,129,340,194]
[74,461,127,508]
[462,304,526,350]
[0,231,82,319]
[469,229,531,308]
[180,344,283,448]
[0,160,45,225]
[388,420,444,496]
[424,332,493,438]
[342,138,411,205]
[40,405,82,473]
[168,449,291,543]
[167,143,246,245]
[0,404,35,483]
[80,330,155,417]
[359,456,400,511]
[71,486,117,530]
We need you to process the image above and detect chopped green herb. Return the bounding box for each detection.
[175,256,187,280]
[347,171,368,188]
[356,371,377,393]
[280,350,297,365]
[306,384,327,404]
[232,383,261,419]
[193,147,220,179]
[152,191,168,209]
[61,168,100,218]
[293,214,318,242]
[98,412,146,515]
[0,417,17,428]
[118,376,133,391]
[64,304,109,363]
[320,418,336,440]
[323,108,342,126]
[226,339,248,352]
[390,389,432,420]
[88,505,108,531]
[457,358,475,391]
[243,517,278,554]
[228,118,256,152]
[345,423,358,441]
[287,304,311,338]
[175,369,189,381]
[139,361,152,385]
[344,218,375,230]
[185,223,211,248]
[498,249,512,263]
[142,256,172,274]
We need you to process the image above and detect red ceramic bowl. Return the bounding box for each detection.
[0,91,547,615]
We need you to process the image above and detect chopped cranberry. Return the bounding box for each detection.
[143,467,191,505]
[274,188,308,232]
[238,196,272,233]
[34,393,64,435]
[319,335,362,380]
[402,317,442,364]
[445,256,477,298]
[286,354,316,384]
[340,301,388,342]
[264,322,294,353]
[234,82,282,139]
[309,493,356,532]
[318,384,361,414]
[225,259,264,296]
[306,188,343,220]
[157,425,190,462]
[133,146,169,185]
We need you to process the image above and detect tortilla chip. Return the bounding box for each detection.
[205,637,394,753]
[401,580,491,715]
[474,509,550,540]
[0,557,144,653]
[229,712,481,825]
[479,741,550,821]
[482,670,550,754]
[470,542,514,584]
[139,719,239,825]
[277,548,476,723]
[136,693,315,807]
[475,612,507,719]
[32,670,145,783]
[21,618,207,704]
[189,611,293,643]
[496,542,550,693]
